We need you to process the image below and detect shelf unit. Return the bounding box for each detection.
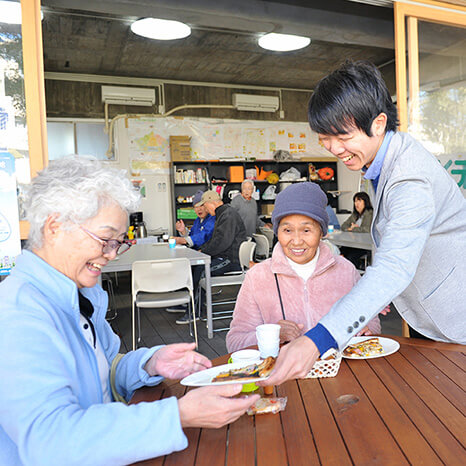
[172,159,338,224]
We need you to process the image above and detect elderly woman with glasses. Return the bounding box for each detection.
[0,157,258,466]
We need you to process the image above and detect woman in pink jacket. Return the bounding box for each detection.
[226,182,381,352]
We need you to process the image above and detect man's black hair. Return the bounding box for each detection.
[308,60,398,136]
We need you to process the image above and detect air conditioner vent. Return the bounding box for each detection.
[101,85,155,106]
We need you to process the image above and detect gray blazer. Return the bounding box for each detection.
[320,132,466,346]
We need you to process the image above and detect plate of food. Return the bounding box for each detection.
[342,336,400,359]
[180,357,275,387]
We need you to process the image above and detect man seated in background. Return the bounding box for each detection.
[176,190,247,325]
[230,179,271,238]
[175,190,215,249]
[168,190,216,315]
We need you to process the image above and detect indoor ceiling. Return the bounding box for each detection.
[40,0,399,90]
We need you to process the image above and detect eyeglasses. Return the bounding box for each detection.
[80,226,132,256]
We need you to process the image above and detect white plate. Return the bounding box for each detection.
[180,361,269,387]
[342,336,400,359]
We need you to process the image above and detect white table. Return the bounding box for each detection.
[328,231,375,257]
[102,244,214,339]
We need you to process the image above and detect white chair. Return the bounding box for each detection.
[259,227,274,254]
[198,240,256,333]
[252,233,270,261]
[132,258,197,350]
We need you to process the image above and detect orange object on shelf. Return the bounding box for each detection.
[317,167,334,181]
[229,166,244,182]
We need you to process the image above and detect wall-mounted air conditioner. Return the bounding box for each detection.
[232,93,279,112]
[101,85,155,106]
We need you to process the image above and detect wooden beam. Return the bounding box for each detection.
[19,0,48,239]
[394,3,408,132]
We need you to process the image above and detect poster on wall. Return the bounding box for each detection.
[0,151,21,275]
[124,116,331,172]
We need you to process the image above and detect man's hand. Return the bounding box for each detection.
[278,319,304,343]
[144,342,212,379]
[258,336,319,386]
[178,385,260,428]
[175,237,187,245]
[175,220,187,236]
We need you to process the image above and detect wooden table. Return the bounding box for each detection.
[130,336,466,465]
[102,243,215,338]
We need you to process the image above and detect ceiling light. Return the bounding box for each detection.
[131,18,191,40]
[0,1,43,24]
[258,33,311,52]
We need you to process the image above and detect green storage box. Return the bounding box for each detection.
[177,208,197,220]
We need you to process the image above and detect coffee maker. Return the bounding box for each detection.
[129,211,147,238]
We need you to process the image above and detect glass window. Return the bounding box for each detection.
[76,122,111,160]
[47,120,114,161]
[0,13,30,184]
[47,121,74,160]
[408,21,465,194]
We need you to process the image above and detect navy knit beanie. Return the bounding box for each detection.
[192,190,204,207]
[271,182,329,236]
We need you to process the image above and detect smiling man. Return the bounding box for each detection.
[263,60,466,387]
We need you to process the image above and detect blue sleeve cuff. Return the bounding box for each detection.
[304,324,338,356]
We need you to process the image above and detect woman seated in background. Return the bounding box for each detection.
[226,183,381,353]
[341,191,373,232]
[340,192,374,268]
[0,157,258,465]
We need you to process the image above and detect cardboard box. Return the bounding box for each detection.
[170,136,191,162]
[229,166,244,182]
[261,204,274,215]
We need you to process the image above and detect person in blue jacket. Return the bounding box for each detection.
[175,190,215,248]
[0,156,258,466]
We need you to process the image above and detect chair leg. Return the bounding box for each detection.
[191,294,198,348]
[137,307,142,344]
[132,300,136,351]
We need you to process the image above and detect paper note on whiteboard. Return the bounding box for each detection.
[0,152,21,275]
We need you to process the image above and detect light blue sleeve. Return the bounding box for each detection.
[319,179,435,349]
[0,291,187,466]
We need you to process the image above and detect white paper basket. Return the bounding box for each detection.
[305,349,342,378]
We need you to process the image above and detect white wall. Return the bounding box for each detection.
[336,159,362,212]
[113,119,174,234]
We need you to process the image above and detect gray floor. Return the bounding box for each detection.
[107,272,403,359]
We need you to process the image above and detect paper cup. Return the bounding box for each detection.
[168,238,176,249]
[328,225,334,234]
[256,323,280,338]
[256,324,280,358]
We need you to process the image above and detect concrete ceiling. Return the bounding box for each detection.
[41,0,398,90]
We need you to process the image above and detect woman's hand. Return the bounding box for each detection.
[178,385,260,428]
[379,305,391,316]
[144,343,212,379]
[175,220,187,236]
[356,326,373,336]
[278,320,304,343]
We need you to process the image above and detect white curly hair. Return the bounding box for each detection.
[25,156,141,249]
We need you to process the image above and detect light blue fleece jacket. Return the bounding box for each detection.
[0,250,187,466]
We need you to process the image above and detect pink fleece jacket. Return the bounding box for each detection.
[226,242,381,352]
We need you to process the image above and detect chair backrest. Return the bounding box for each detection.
[238,240,256,270]
[259,227,274,251]
[132,258,193,296]
[252,233,270,259]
